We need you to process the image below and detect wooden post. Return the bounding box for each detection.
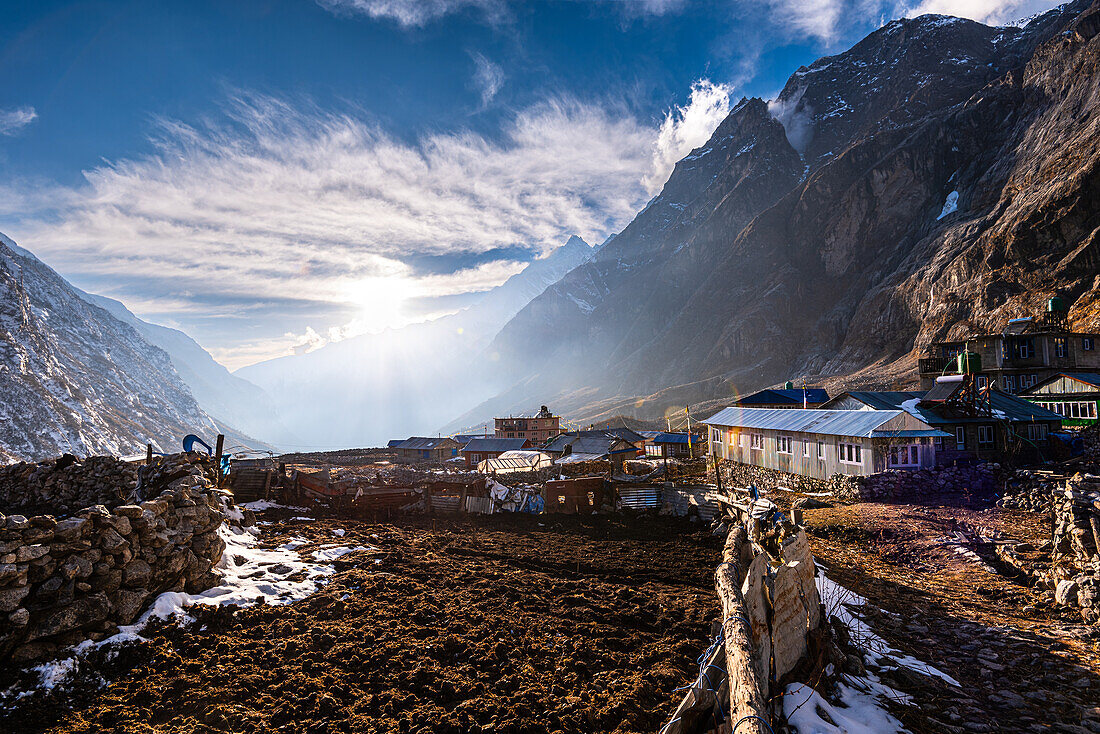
[146,444,153,465]
[715,526,770,734]
[214,434,225,487]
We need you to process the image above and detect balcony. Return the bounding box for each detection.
[918,357,955,375]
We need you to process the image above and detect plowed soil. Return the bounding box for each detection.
[9,513,722,734]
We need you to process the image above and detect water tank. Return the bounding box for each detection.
[784,380,794,390]
[1048,295,1067,313]
[957,350,981,375]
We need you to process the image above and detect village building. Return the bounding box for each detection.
[733,386,830,409]
[916,300,1100,393]
[494,406,561,444]
[390,437,461,463]
[644,431,701,459]
[1020,373,1100,427]
[541,431,640,470]
[461,437,531,469]
[702,407,948,479]
[822,380,1063,464]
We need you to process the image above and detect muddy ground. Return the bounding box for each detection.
[4,513,722,734]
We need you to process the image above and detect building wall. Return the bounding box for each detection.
[494,417,561,443]
[1024,377,1100,426]
[919,333,1100,391]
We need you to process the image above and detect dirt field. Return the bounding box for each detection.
[795,491,1100,733]
[4,513,722,734]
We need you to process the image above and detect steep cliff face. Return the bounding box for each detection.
[466,1,1100,427]
[0,235,224,461]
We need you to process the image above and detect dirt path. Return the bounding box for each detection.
[6,514,721,734]
[800,495,1100,733]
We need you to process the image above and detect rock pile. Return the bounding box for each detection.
[0,453,234,662]
[717,459,997,502]
[1051,473,1100,624]
[996,470,1061,512]
[0,455,139,518]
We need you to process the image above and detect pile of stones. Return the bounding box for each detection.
[829,463,998,501]
[996,469,1061,512]
[1050,473,1100,623]
[0,453,237,662]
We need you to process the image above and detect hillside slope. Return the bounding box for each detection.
[456,1,1100,428]
[0,234,232,461]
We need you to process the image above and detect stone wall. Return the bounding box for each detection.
[716,459,997,501]
[1051,474,1100,624]
[0,453,232,662]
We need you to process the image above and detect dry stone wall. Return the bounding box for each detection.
[0,453,232,662]
[717,460,996,501]
[1052,473,1100,623]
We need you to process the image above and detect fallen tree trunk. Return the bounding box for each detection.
[716,525,770,734]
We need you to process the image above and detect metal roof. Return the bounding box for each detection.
[1025,372,1100,392]
[462,437,529,453]
[702,407,914,438]
[392,437,458,450]
[735,388,830,406]
[653,432,694,444]
[829,390,1063,424]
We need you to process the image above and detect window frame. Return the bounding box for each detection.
[887,444,920,468]
[1085,337,1095,351]
[977,425,994,446]
[955,427,966,451]
[776,435,793,455]
[838,442,863,465]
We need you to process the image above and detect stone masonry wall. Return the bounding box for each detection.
[0,453,231,662]
[716,460,997,501]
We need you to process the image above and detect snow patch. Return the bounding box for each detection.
[937,191,959,220]
[784,681,905,734]
[241,500,309,512]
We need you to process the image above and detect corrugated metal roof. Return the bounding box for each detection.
[392,437,457,450]
[736,388,830,406]
[1027,372,1100,391]
[702,407,913,438]
[462,437,529,453]
[830,390,1064,424]
[653,432,694,444]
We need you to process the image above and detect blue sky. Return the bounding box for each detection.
[0,0,1060,368]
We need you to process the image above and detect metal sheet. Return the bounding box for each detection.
[431,496,462,514]
[702,407,906,438]
[618,487,659,509]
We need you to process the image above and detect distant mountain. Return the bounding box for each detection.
[0,233,229,461]
[77,291,297,447]
[238,235,592,447]
[450,1,1100,429]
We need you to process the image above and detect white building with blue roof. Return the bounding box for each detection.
[701,407,950,479]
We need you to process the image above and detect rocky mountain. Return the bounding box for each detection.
[238,236,592,447]
[453,1,1100,429]
[77,291,296,447]
[0,234,228,461]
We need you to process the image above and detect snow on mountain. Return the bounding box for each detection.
[0,233,225,461]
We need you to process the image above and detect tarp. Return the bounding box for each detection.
[478,450,553,474]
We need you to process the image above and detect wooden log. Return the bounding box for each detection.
[716,526,770,734]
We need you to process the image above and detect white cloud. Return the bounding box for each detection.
[895,0,1060,24]
[471,52,505,106]
[11,92,658,362]
[645,79,733,194]
[765,0,848,43]
[0,106,37,135]
[316,0,503,26]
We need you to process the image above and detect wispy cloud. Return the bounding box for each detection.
[895,0,1060,24]
[11,91,666,364]
[0,106,37,135]
[646,79,733,194]
[471,52,505,106]
[316,0,504,26]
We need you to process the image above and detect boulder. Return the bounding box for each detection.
[1056,579,1080,606]
[24,593,110,641]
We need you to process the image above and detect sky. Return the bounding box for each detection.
[0,0,1063,369]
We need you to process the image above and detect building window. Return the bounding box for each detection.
[1027,424,1049,441]
[839,443,862,464]
[1085,337,1095,351]
[803,440,812,458]
[750,433,764,450]
[711,428,721,444]
[1054,337,1067,358]
[977,375,988,390]
[888,445,920,467]
[977,425,994,446]
[1012,339,1035,359]
[1004,375,1016,392]
[956,427,966,451]
[817,441,826,459]
[776,435,792,454]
